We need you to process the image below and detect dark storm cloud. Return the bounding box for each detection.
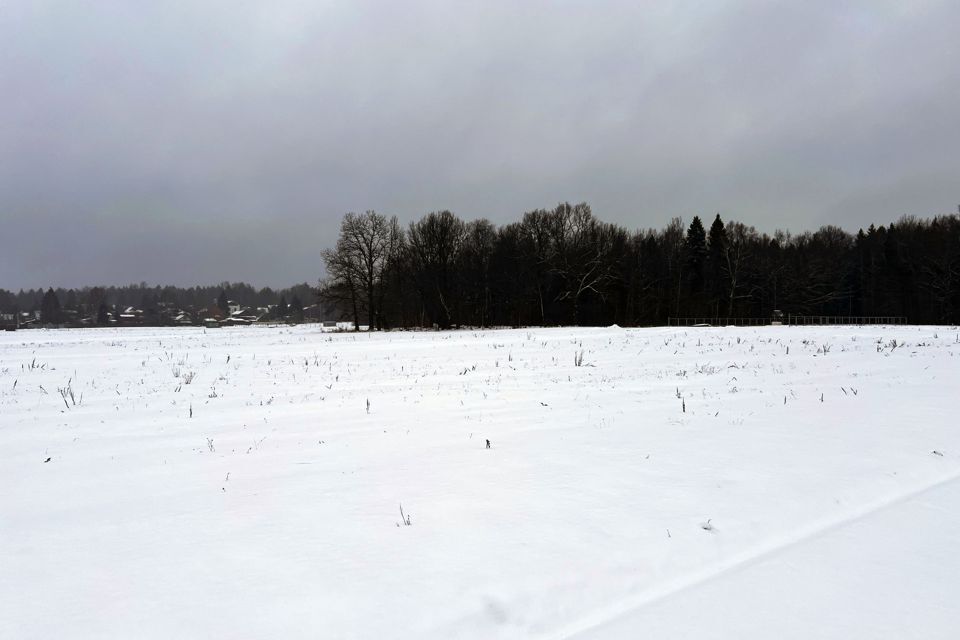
[2,0,958,288]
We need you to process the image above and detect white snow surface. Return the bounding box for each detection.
[1,325,958,639]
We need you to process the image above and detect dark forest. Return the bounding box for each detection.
[320,205,960,329]
[4,205,958,328]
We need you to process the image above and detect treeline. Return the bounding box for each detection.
[320,205,960,328]
[0,282,317,322]
[5,206,957,329]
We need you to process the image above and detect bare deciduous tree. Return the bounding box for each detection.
[321,210,403,330]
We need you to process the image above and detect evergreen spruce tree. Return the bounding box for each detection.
[289,295,304,323]
[707,214,728,316]
[683,216,708,314]
[40,288,61,325]
[217,290,230,315]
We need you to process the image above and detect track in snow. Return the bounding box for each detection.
[565,471,960,639]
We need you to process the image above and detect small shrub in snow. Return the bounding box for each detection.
[398,504,412,526]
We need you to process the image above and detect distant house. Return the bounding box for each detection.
[117,307,144,326]
[200,307,224,321]
[227,306,267,325]
[221,316,252,327]
[253,307,275,324]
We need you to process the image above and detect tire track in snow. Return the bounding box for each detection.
[554,466,960,639]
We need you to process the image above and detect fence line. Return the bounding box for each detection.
[667,316,908,327]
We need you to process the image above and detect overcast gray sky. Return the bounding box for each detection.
[2,0,958,289]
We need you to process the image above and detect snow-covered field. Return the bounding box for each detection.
[2,325,958,639]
